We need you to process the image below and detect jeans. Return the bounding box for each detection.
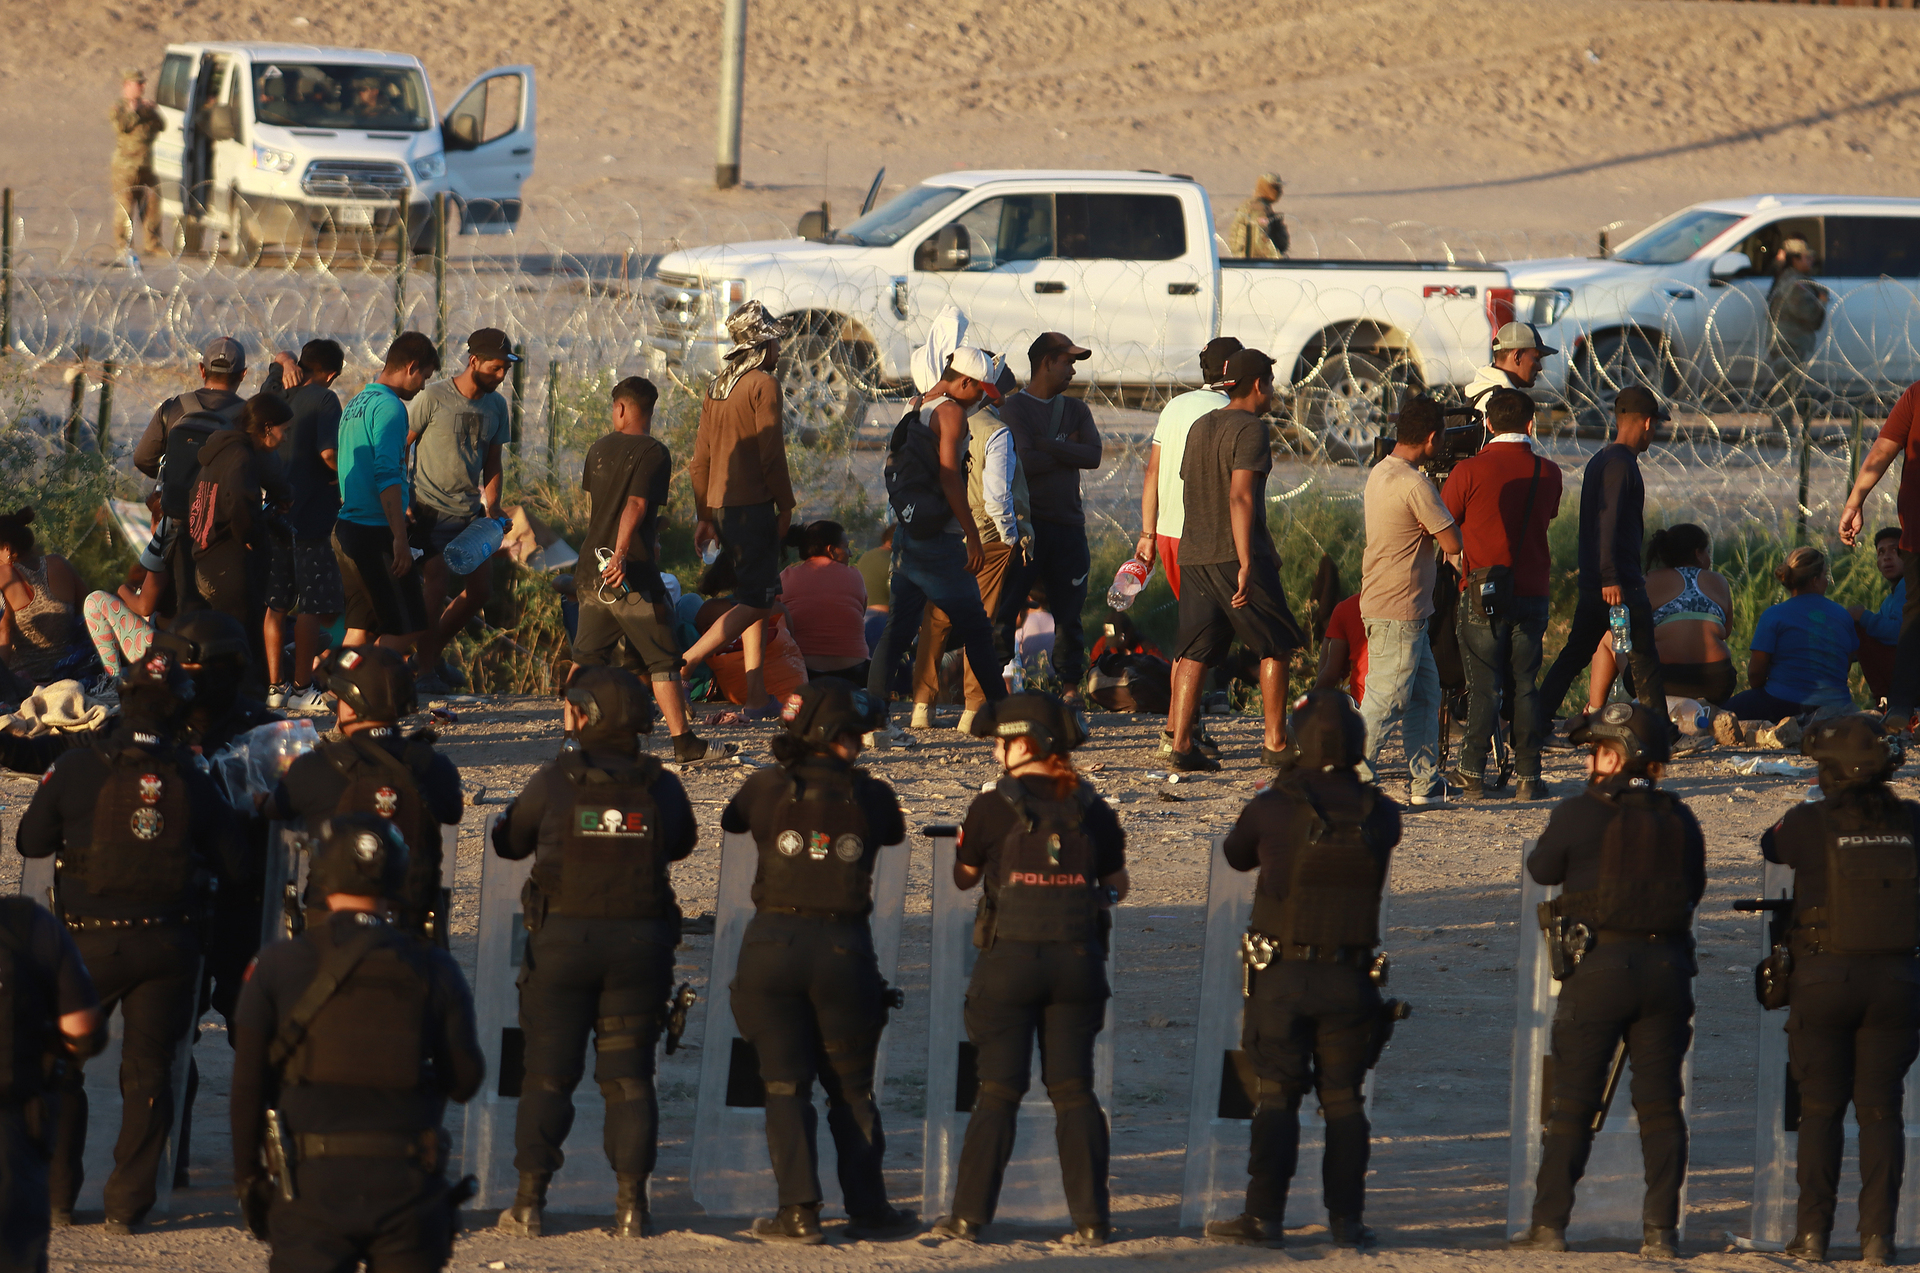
[1458,594,1549,782]
[1005,521,1091,684]
[1889,549,1920,725]
[1359,618,1442,800]
[867,535,1006,717]
[1538,587,1666,722]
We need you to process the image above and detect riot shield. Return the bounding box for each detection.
[687,829,910,1218]
[921,825,1118,1229]
[18,857,198,1215]
[1506,839,1695,1242]
[1178,834,1391,1231]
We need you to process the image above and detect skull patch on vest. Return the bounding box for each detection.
[833,833,863,862]
[776,830,805,856]
[130,808,164,841]
[576,807,647,837]
[373,786,399,817]
[137,774,163,805]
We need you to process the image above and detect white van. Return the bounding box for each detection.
[150,43,537,259]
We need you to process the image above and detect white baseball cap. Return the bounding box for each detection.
[948,346,996,382]
[1493,322,1558,357]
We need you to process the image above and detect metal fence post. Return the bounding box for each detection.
[510,342,526,452]
[433,192,448,366]
[1850,407,1865,489]
[544,360,561,473]
[715,0,747,188]
[392,195,409,339]
[65,346,89,450]
[1795,412,1812,545]
[97,360,115,453]
[0,188,11,355]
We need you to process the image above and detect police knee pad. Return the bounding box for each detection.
[976,1079,1026,1112]
[522,1072,576,1097]
[1318,1084,1366,1123]
[1633,1099,1685,1135]
[763,1079,807,1100]
[1045,1075,1098,1113]
[1545,1098,1601,1140]
[596,1014,656,1054]
[1858,1104,1903,1127]
[597,1076,655,1105]
[1798,1097,1845,1122]
[1254,1076,1307,1114]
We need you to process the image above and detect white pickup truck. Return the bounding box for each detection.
[1501,194,1920,415]
[644,170,1510,454]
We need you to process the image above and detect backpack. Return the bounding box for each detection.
[159,406,239,520]
[884,406,952,540]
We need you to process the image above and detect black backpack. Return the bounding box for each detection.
[883,406,952,540]
[160,407,239,520]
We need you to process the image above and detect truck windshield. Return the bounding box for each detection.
[829,185,965,247]
[251,62,432,132]
[1612,208,1744,265]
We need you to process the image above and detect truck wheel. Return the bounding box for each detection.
[775,332,868,446]
[1572,331,1670,432]
[1295,350,1413,464]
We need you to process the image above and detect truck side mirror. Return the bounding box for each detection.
[202,104,237,142]
[797,206,829,242]
[1709,251,1749,282]
[914,223,971,272]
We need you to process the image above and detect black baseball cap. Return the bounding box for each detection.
[1201,336,1245,384]
[1028,331,1091,369]
[1222,348,1277,390]
[467,328,520,363]
[1614,385,1670,422]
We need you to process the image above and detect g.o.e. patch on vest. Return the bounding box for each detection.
[576,806,649,837]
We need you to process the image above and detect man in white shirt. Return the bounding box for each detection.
[1463,322,1558,411]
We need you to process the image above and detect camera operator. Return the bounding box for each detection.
[1441,389,1562,802]
[1359,397,1463,807]
[1464,323,1558,409]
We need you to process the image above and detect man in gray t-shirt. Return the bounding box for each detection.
[406,327,515,691]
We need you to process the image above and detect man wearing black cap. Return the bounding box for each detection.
[133,337,250,479]
[1160,348,1305,772]
[1537,386,1667,724]
[1000,333,1104,699]
[230,812,483,1272]
[491,667,700,1239]
[1137,336,1244,601]
[1511,702,1703,1259]
[408,328,517,693]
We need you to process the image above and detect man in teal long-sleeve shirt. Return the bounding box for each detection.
[333,331,438,652]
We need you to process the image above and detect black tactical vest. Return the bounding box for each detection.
[752,762,875,917]
[536,754,672,919]
[1815,802,1920,955]
[1560,786,1693,935]
[320,732,436,858]
[84,744,195,905]
[989,777,1103,944]
[281,920,431,1090]
[0,900,52,1103]
[1250,776,1385,948]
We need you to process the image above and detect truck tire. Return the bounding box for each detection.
[1294,349,1414,464]
[775,331,867,446]
[1572,330,1670,432]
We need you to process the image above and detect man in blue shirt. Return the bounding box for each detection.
[1850,526,1908,705]
[333,331,438,652]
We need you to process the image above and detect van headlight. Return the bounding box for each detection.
[412,153,446,182]
[252,144,296,174]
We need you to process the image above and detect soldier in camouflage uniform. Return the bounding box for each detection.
[1228,173,1288,260]
[111,68,165,256]
[1768,237,1829,437]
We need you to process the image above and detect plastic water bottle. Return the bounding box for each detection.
[1107,559,1151,610]
[1608,604,1633,654]
[1666,696,1709,735]
[442,516,510,576]
[1003,658,1025,693]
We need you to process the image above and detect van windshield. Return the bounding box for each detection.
[829,186,965,247]
[251,62,432,131]
[1612,208,1744,265]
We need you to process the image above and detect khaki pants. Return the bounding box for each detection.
[112,167,162,253]
[912,540,1014,709]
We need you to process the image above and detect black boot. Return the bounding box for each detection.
[496,1172,549,1237]
[844,1206,919,1241]
[1205,1213,1284,1248]
[1784,1231,1828,1263]
[1862,1235,1896,1267]
[613,1174,651,1239]
[1640,1225,1679,1258]
[1510,1225,1568,1251]
[1329,1215,1376,1249]
[752,1204,825,1244]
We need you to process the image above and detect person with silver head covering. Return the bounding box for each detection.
[685,301,801,717]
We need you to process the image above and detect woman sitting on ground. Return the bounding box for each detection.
[779,519,870,686]
[0,507,86,693]
[1724,546,1858,722]
[1583,523,1736,710]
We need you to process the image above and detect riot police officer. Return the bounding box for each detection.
[229,812,485,1272]
[1205,691,1401,1250]
[930,692,1125,1247]
[1511,702,1705,1258]
[1761,716,1920,1266]
[491,666,698,1239]
[0,896,101,1271]
[268,647,462,942]
[15,651,240,1233]
[721,680,916,1243]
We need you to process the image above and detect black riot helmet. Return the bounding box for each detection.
[1803,714,1902,794]
[163,610,249,713]
[781,679,885,749]
[1568,701,1669,774]
[1287,690,1366,771]
[564,665,654,750]
[316,646,415,722]
[307,811,409,901]
[966,691,1090,757]
[117,647,194,735]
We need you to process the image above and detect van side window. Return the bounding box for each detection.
[445,74,524,150]
[1731,217,1822,277]
[157,54,193,111]
[951,196,1054,271]
[1823,216,1920,279]
[1055,194,1187,261]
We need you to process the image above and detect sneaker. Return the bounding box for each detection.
[1168,745,1220,773]
[266,683,291,708]
[1515,777,1553,801]
[909,702,935,730]
[1408,785,1461,809]
[284,685,329,711]
[1205,1213,1284,1247]
[414,671,453,696]
[863,724,915,750]
[1260,746,1297,770]
[928,1216,984,1243]
[1161,728,1223,760]
[843,1206,919,1241]
[752,1204,825,1245]
[957,708,978,735]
